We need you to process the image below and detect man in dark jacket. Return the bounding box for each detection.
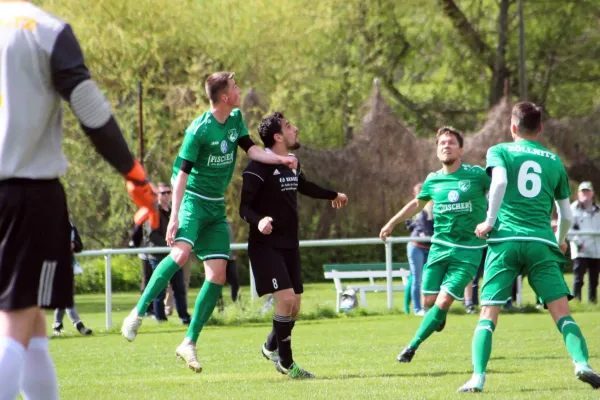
[145,183,190,324]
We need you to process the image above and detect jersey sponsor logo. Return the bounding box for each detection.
[448,190,460,202]
[507,144,557,160]
[273,169,281,175]
[228,129,238,142]
[0,16,37,31]
[220,140,229,154]
[280,176,299,191]
[211,141,219,146]
[458,180,471,192]
[207,152,234,166]
[438,201,473,213]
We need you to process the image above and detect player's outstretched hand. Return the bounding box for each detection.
[475,222,493,239]
[125,160,155,207]
[280,156,298,170]
[258,216,273,235]
[166,217,179,247]
[332,193,348,209]
[559,243,568,254]
[125,160,159,229]
[379,224,393,241]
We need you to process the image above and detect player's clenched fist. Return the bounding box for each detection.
[259,216,273,235]
[280,155,298,170]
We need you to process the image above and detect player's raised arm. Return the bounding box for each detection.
[245,143,298,170]
[380,198,428,241]
[50,24,155,212]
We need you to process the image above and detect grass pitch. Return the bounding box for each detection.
[48,278,599,399]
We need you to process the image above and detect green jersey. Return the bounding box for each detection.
[172,109,249,200]
[417,163,490,249]
[486,140,571,247]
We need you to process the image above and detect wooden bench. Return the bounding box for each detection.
[323,263,410,311]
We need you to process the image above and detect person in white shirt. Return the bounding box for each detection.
[569,181,600,304]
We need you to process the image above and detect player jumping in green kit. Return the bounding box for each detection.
[121,72,298,373]
[458,102,600,392]
[380,127,490,363]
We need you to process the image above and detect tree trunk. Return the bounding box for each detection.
[490,0,510,105]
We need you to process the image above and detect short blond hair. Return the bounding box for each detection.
[205,71,235,104]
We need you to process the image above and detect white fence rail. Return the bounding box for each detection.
[76,232,600,329]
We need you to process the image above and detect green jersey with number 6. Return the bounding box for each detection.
[486,140,571,247]
[417,164,490,248]
[172,109,249,200]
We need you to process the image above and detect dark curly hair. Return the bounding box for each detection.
[258,112,284,148]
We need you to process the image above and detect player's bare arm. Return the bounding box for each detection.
[475,166,507,239]
[166,167,190,246]
[247,145,298,170]
[380,198,427,241]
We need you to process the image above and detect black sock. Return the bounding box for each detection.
[266,326,277,351]
[273,314,293,368]
[267,319,296,351]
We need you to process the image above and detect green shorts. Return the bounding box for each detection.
[480,241,570,306]
[174,192,230,261]
[421,243,484,301]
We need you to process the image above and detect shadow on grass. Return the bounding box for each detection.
[320,369,519,381]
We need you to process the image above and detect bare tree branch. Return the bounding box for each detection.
[438,0,495,71]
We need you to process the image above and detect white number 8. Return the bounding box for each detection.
[518,161,542,198]
[272,278,278,289]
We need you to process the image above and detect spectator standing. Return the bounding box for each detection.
[570,182,600,304]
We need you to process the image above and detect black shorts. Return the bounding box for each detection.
[0,179,73,311]
[248,243,303,297]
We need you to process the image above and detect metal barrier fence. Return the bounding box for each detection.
[77,232,599,329]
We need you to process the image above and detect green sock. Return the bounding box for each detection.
[408,305,448,349]
[557,316,588,364]
[404,275,413,314]
[472,319,495,374]
[135,256,181,315]
[185,280,223,343]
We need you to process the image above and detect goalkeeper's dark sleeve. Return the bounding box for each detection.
[50,24,134,175]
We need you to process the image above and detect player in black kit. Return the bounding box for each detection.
[239,112,348,379]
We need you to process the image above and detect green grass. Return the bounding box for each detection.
[47,276,600,399]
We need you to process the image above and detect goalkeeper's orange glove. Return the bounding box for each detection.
[125,160,159,229]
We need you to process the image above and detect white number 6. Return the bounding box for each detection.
[518,161,542,198]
